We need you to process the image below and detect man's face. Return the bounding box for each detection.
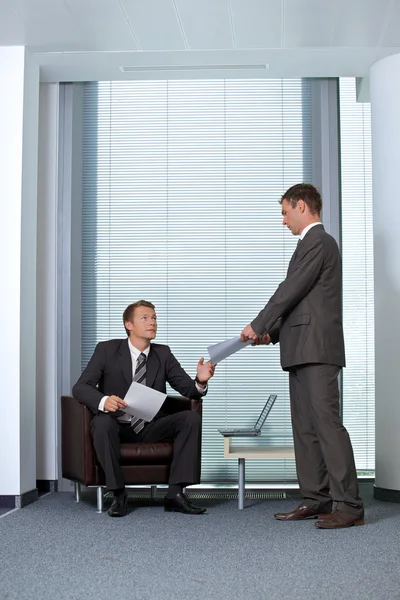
[281,198,304,236]
[126,306,157,343]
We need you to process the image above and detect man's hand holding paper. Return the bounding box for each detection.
[123,382,167,422]
[240,324,258,342]
[104,395,127,412]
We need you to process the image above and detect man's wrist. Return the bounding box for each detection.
[99,396,109,412]
[195,375,207,386]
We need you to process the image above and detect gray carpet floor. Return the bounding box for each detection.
[0,483,399,600]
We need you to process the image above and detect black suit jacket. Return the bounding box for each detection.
[72,339,204,416]
[251,224,345,370]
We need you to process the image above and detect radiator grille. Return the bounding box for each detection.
[104,489,288,500]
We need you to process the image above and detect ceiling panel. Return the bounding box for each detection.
[121,0,185,51]
[380,1,400,47]
[230,0,282,49]
[12,0,71,20]
[284,0,338,48]
[9,0,79,46]
[1,0,400,81]
[333,0,389,47]
[0,2,24,44]
[64,0,139,51]
[175,0,233,50]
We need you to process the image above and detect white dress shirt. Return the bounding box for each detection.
[299,221,322,241]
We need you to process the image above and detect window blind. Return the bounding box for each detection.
[339,77,375,473]
[82,79,312,482]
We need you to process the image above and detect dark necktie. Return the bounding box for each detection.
[130,352,147,433]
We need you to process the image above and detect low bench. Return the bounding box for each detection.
[223,437,295,509]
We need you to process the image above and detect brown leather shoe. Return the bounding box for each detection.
[314,510,364,529]
[274,504,331,521]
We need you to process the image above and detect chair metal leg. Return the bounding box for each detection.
[238,458,245,510]
[97,486,103,513]
[151,485,157,499]
[74,482,81,503]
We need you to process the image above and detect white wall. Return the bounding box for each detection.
[20,50,40,493]
[36,83,59,480]
[0,47,39,496]
[35,82,83,488]
[56,83,83,491]
[370,53,400,492]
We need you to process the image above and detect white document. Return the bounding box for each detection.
[123,381,167,422]
[207,336,253,364]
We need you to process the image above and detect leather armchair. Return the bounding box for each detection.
[61,395,202,512]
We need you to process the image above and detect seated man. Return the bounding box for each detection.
[72,300,215,517]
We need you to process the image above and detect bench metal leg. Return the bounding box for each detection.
[151,485,157,499]
[97,486,103,513]
[238,458,245,510]
[74,482,81,503]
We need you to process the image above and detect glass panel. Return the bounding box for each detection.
[339,77,375,473]
[82,79,312,482]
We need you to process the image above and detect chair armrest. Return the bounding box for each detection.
[61,395,97,486]
[163,395,202,417]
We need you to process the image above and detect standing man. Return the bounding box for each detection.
[240,183,364,529]
[73,300,215,517]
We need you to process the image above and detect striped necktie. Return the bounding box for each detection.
[130,352,147,433]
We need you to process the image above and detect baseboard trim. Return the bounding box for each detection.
[0,488,38,509]
[36,480,58,494]
[0,496,15,508]
[373,485,400,503]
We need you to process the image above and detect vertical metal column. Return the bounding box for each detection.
[96,486,103,513]
[238,458,245,510]
[74,482,81,502]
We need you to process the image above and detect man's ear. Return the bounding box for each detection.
[297,199,306,213]
[125,320,133,332]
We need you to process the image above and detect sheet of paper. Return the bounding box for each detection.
[123,381,167,421]
[207,336,253,364]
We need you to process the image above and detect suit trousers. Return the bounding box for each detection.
[90,410,201,491]
[289,363,364,516]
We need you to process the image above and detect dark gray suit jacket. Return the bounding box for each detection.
[72,339,204,415]
[251,224,345,370]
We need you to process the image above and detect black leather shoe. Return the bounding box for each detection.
[164,493,207,514]
[181,493,207,511]
[107,491,128,517]
[274,504,331,521]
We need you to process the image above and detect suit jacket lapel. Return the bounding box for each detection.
[146,346,159,389]
[118,339,133,386]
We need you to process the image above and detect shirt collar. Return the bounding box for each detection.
[128,339,151,359]
[299,221,322,241]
